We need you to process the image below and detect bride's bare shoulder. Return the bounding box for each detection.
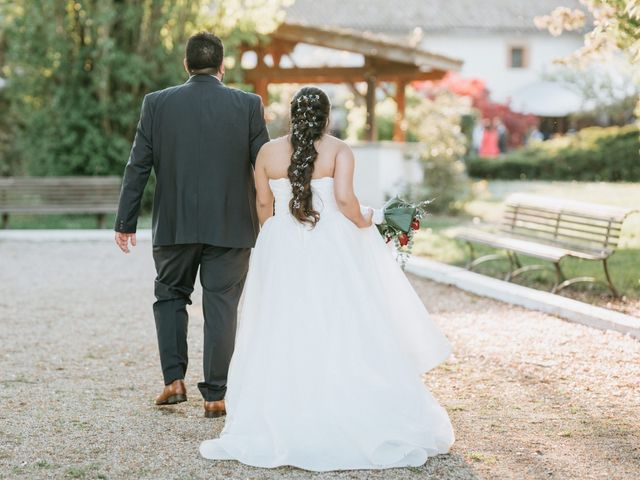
[322,134,347,146]
[260,136,291,155]
[320,134,350,154]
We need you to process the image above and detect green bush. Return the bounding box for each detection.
[467,124,640,181]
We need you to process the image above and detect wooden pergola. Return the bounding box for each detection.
[239,23,462,141]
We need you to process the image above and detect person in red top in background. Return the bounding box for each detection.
[479,118,500,157]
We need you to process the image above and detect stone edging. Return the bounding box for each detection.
[407,256,640,339]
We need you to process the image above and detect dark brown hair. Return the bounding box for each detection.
[288,86,331,226]
[185,32,223,71]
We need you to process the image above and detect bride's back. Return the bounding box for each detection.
[260,134,344,181]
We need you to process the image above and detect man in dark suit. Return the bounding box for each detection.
[114,32,269,418]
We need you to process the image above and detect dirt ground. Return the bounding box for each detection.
[1,240,638,479]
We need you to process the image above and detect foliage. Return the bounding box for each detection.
[535,1,640,64]
[466,124,640,181]
[414,73,539,150]
[200,0,293,83]
[405,87,473,214]
[0,0,288,181]
[543,61,638,126]
[535,0,640,118]
[344,95,405,142]
[376,196,430,268]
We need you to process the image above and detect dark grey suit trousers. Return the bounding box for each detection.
[152,244,250,401]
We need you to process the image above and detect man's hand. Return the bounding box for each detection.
[115,232,137,253]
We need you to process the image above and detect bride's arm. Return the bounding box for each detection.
[334,144,373,228]
[255,147,274,226]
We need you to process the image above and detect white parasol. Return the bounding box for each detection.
[508,81,587,117]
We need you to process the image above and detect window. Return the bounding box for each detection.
[509,46,527,69]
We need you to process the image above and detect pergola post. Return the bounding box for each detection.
[254,79,269,106]
[393,80,407,142]
[252,48,269,106]
[365,75,377,142]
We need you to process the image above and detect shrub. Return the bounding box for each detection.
[467,125,640,181]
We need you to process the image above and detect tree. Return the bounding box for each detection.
[417,73,539,150]
[405,86,473,214]
[535,1,639,63]
[534,1,640,117]
[0,0,288,177]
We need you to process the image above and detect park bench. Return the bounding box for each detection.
[455,193,635,297]
[0,176,121,229]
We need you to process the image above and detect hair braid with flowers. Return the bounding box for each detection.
[288,87,331,226]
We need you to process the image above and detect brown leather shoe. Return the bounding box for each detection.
[155,379,187,405]
[204,400,226,418]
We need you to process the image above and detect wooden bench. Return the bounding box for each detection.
[0,176,121,229]
[455,193,636,297]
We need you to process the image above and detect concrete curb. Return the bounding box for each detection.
[407,256,640,339]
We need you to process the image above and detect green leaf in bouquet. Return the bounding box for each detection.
[384,206,417,233]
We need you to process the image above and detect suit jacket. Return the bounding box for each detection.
[115,75,270,247]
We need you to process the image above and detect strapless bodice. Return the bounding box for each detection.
[269,177,338,217]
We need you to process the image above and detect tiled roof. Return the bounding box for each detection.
[284,0,589,34]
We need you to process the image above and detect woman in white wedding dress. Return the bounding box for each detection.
[200,87,454,471]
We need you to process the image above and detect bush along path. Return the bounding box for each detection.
[466,125,640,181]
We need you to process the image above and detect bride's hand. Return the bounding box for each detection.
[360,208,374,228]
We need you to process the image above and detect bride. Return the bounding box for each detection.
[200,86,454,471]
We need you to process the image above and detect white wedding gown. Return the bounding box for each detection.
[200,177,454,471]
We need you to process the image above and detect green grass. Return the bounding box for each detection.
[414,180,640,302]
[2,213,151,229]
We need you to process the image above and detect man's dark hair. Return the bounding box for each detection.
[185,32,224,72]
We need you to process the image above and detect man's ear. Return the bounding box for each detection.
[183,58,190,74]
[219,63,226,77]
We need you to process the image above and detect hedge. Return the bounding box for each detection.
[466,124,640,181]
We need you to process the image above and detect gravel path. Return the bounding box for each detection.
[1,240,638,480]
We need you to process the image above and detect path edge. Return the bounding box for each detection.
[407,256,640,339]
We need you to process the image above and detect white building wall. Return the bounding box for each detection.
[351,142,423,208]
[419,32,584,102]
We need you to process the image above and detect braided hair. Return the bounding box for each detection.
[288,86,331,226]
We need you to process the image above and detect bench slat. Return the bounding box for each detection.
[505,193,631,222]
[0,177,121,220]
[457,229,611,261]
[0,176,121,186]
[503,211,622,231]
[502,216,617,238]
[501,223,621,245]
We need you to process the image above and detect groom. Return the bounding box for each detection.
[114,32,269,418]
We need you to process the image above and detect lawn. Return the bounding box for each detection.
[413,180,640,315]
[1,213,152,230]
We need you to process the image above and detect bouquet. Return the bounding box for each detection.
[368,197,432,268]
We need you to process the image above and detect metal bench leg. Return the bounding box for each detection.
[465,241,475,269]
[1,213,8,229]
[602,258,620,298]
[550,262,565,293]
[511,252,523,269]
[503,251,517,281]
[509,263,555,283]
[464,242,513,274]
[552,260,620,298]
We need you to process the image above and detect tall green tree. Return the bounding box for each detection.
[0,0,288,176]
